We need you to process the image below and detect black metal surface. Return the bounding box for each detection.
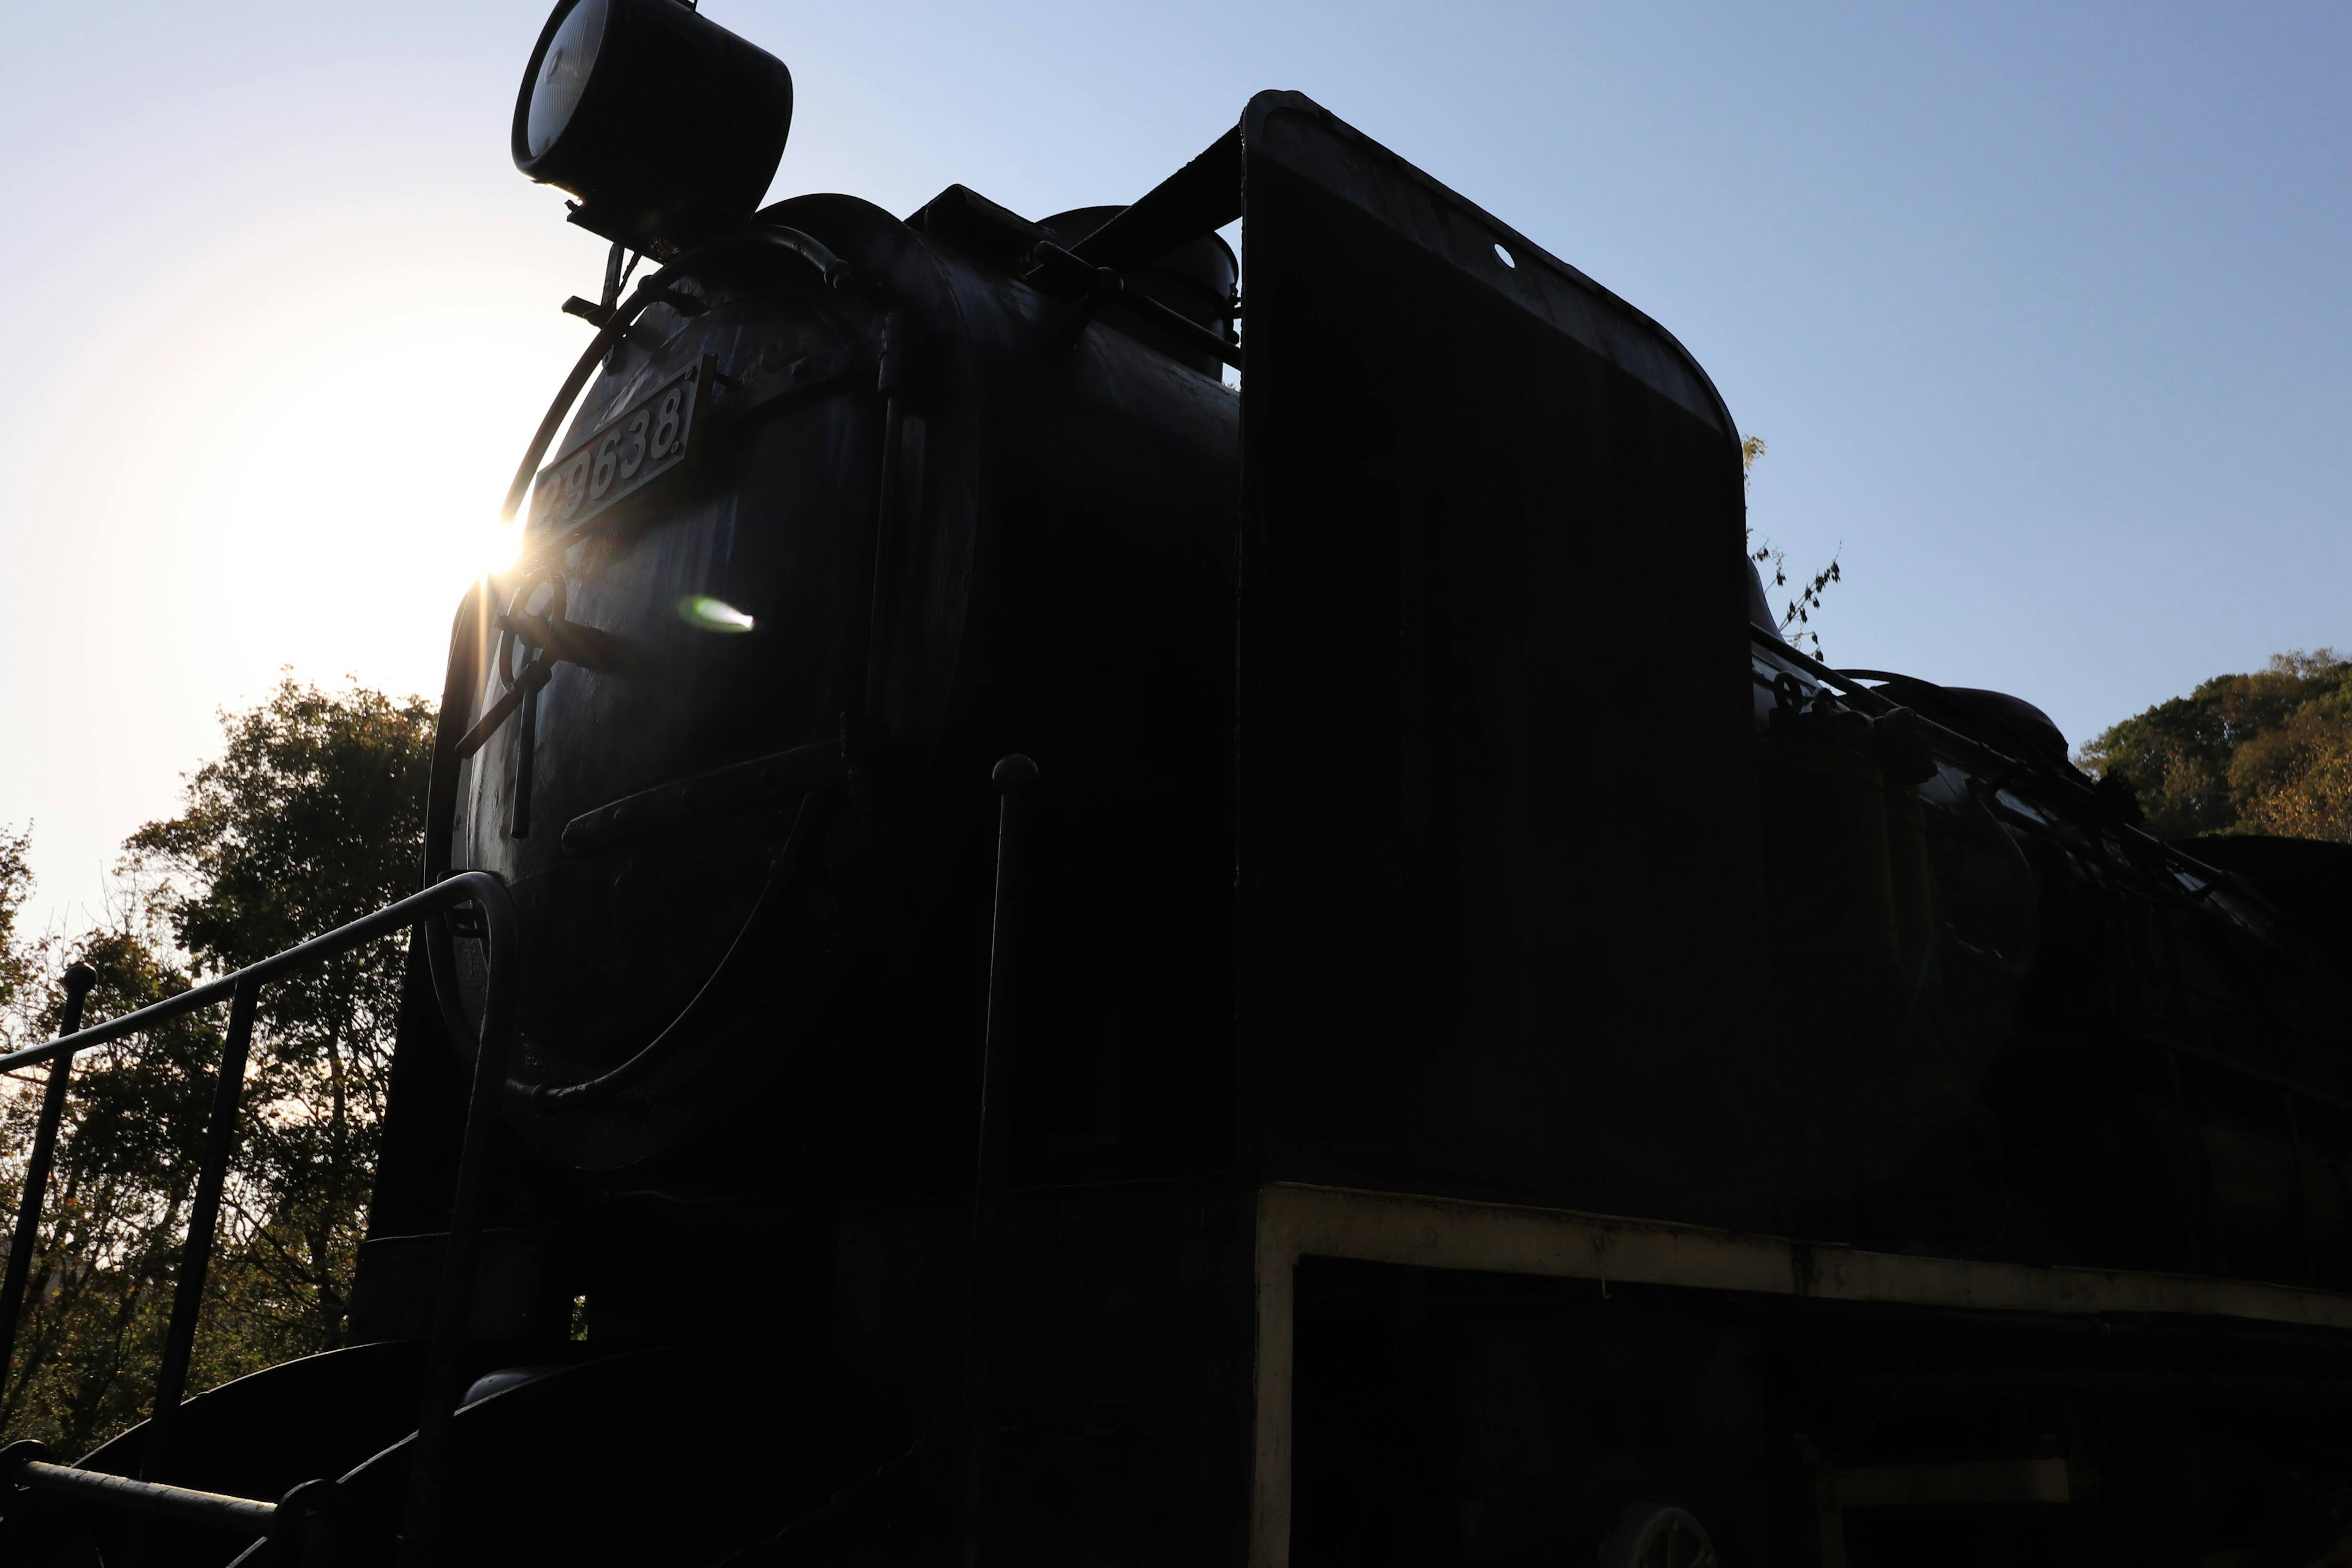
[524,790,827,1110]
[0,963,95,1397]
[320,1345,823,1567]
[558,736,848,857]
[59,1343,430,1564]
[496,225,859,527]
[431,178,1237,1169]
[1066,126,1241,271]
[1234,89,1766,1221]
[1027,240,1242,371]
[394,878,522,1565]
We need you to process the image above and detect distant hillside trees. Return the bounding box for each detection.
[2078,650,2352,843]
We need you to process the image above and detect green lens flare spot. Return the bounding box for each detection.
[677,595,756,633]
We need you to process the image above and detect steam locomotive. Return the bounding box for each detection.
[9,1,2352,1563]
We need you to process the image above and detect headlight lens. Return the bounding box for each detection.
[524,0,606,159]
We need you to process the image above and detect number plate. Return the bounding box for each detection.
[532,360,706,532]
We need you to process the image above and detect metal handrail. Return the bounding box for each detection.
[1,1440,279,1533]
[0,870,517,1563]
[0,873,511,1076]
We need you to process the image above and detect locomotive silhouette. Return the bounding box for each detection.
[7,2,2352,1563]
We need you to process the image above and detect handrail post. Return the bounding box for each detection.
[0,873,512,1540]
[143,973,262,1482]
[0,963,100,1399]
[964,754,1038,1568]
[398,885,520,1565]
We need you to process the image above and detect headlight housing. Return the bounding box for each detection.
[513,0,794,259]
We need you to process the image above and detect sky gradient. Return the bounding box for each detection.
[2,1,2346,939]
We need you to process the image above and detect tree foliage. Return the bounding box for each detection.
[1741,435,1842,658]
[125,677,435,1358]
[0,826,35,1022]
[0,914,230,1452]
[0,677,433,1455]
[2078,650,2352,843]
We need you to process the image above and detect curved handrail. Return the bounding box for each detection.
[497,224,861,526]
[529,790,829,1110]
[0,871,516,1561]
[0,872,516,1074]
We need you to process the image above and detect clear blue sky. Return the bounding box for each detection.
[3,1,2346,937]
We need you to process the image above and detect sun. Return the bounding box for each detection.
[173,301,576,703]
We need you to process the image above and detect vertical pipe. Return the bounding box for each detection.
[860,310,921,731]
[0,963,99,1396]
[509,680,540,840]
[144,974,260,1480]
[598,238,626,315]
[964,754,1038,1568]
[2163,1048,2203,1274]
[860,391,907,726]
[2285,1090,2314,1285]
[398,902,521,1566]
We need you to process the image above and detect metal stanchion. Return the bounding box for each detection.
[0,962,100,1396]
[963,754,1037,1568]
[142,974,262,1481]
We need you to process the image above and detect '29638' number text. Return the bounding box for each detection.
[531,360,704,533]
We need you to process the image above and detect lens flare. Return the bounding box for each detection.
[677,595,756,633]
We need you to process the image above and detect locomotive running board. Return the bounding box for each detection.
[1247,1182,2352,1568]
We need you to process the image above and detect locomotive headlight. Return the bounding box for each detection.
[513,0,794,259]
[524,0,606,159]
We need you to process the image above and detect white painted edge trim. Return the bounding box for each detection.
[1247,1182,2352,1568]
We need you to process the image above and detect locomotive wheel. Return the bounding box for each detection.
[1597,1500,1719,1568]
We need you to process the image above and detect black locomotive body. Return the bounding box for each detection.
[7,10,2352,1566]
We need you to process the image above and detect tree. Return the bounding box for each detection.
[0,826,35,1023]
[125,676,435,1365]
[0,884,232,1452]
[2078,650,2352,842]
[0,676,434,1454]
